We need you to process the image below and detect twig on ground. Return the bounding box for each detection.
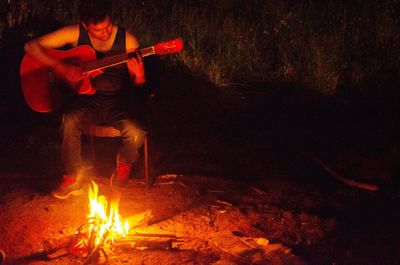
[307,152,379,191]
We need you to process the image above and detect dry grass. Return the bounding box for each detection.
[2,0,399,93]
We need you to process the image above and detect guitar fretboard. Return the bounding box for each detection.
[84,46,155,73]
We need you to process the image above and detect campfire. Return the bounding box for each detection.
[69,181,131,263]
[46,181,179,264]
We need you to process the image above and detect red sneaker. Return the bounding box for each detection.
[52,175,84,199]
[117,161,131,181]
[110,162,131,189]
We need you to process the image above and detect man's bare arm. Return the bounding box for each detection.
[24,25,79,67]
[24,25,82,82]
[125,31,146,86]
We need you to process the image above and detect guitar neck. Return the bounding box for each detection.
[84,46,155,73]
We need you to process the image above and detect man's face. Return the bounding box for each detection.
[84,16,113,41]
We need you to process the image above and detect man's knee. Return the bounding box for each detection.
[120,120,145,147]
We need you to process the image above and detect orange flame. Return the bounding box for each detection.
[87,181,129,246]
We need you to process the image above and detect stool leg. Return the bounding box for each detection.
[144,134,150,189]
[90,135,96,165]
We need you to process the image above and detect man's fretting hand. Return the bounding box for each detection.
[127,52,145,85]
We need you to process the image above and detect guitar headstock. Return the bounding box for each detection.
[154,38,184,55]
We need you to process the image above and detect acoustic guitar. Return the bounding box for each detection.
[20,38,183,112]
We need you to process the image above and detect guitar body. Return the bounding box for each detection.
[20,45,98,112]
[20,38,183,112]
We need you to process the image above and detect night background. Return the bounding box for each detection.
[0,0,400,264]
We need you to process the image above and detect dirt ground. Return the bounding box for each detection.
[0,133,399,265]
[0,173,304,265]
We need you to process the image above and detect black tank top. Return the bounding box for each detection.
[77,23,130,94]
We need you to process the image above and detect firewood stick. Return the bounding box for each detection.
[112,238,174,250]
[84,230,109,265]
[299,150,379,191]
[45,236,76,259]
[125,209,153,228]
[309,153,379,191]
[47,248,70,259]
[125,232,180,238]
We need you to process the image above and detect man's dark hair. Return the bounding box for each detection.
[79,0,112,24]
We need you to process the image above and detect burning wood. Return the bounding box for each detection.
[45,181,177,264]
[68,181,131,261]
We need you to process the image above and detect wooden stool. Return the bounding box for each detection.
[82,125,151,189]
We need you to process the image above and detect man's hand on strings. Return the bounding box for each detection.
[127,51,145,85]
